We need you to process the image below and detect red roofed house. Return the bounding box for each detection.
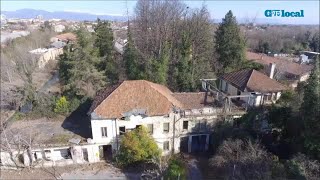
[88,80,224,158]
[219,69,287,106]
[246,51,313,88]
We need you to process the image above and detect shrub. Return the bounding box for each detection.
[68,97,81,112]
[54,96,70,114]
[116,126,161,167]
[165,156,187,180]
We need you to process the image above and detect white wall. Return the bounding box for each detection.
[220,79,238,95]
[91,111,219,155]
[91,113,180,155]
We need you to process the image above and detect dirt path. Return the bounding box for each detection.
[187,158,203,180]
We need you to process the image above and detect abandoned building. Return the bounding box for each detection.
[87,80,230,157]
[218,68,287,106]
[1,78,287,168]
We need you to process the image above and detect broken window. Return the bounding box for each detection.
[183,121,189,130]
[44,150,51,160]
[147,124,153,134]
[101,127,107,137]
[163,123,169,133]
[119,126,126,135]
[163,141,170,151]
[54,149,71,159]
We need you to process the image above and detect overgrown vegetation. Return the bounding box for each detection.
[115,126,161,167]
[164,156,187,180]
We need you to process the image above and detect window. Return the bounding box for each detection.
[163,141,169,151]
[147,124,154,134]
[101,127,107,137]
[183,121,188,130]
[119,126,126,135]
[225,83,229,92]
[163,123,169,133]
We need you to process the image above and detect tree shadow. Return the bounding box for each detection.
[61,99,92,139]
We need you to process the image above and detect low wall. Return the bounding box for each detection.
[0,143,102,169]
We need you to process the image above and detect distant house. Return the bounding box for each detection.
[246,51,313,88]
[88,80,224,157]
[49,41,66,49]
[219,69,287,106]
[300,51,320,64]
[50,33,77,43]
[53,24,66,33]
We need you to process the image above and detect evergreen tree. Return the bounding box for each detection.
[59,27,107,98]
[215,10,246,73]
[176,31,193,91]
[123,27,144,80]
[94,19,119,84]
[152,42,170,84]
[301,56,320,158]
[94,19,114,57]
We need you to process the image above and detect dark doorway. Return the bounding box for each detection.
[99,145,112,161]
[82,148,88,162]
[237,90,241,100]
[180,136,189,153]
[191,135,207,153]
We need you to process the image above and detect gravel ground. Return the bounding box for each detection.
[0,163,140,180]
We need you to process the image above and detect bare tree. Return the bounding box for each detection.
[0,126,36,169]
[210,139,276,179]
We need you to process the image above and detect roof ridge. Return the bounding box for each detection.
[146,81,183,108]
[243,69,254,89]
[92,81,126,113]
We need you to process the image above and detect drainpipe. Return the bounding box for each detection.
[115,118,119,151]
[172,114,176,155]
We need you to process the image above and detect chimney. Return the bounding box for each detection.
[268,63,276,79]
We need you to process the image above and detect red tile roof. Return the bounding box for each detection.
[246,51,312,76]
[220,69,287,93]
[55,33,77,42]
[89,80,184,119]
[172,92,214,109]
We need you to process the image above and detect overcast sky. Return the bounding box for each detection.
[1,1,319,24]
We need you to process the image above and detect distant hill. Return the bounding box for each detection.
[1,9,127,21]
[212,18,282,25]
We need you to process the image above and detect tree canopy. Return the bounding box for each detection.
[116,126,161,167]
[215,10,246,73]
[301,57,320,158]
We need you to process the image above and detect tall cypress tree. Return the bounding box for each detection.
[176,31,193,91]
[94,19,119,84]
[301,56,320,158]
[152,42,170,85]
[59,27,107,98]
[124,27,144,80]
[215,10,246,73]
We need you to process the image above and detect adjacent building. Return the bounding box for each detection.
[218,69,287,106]
[247,51,313,88]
